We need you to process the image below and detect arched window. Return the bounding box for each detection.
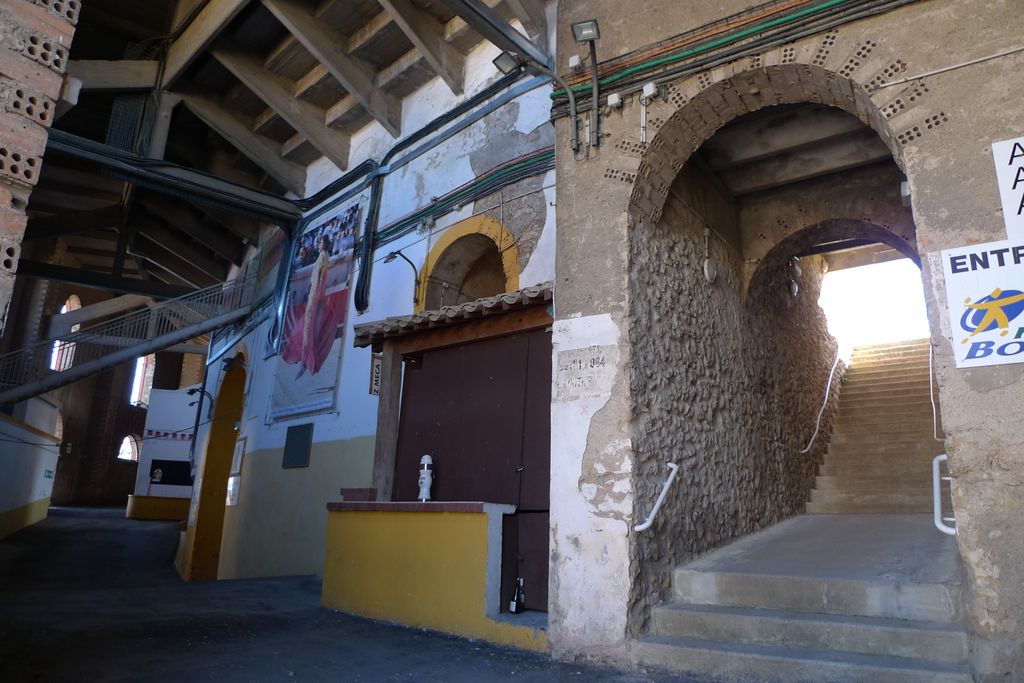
[425,234,509,309]
[117,434,140,461]
[49,295,82,371]
[130,354,155,406]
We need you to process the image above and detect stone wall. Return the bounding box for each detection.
[554,2,1024,677]
[627,165,840,634]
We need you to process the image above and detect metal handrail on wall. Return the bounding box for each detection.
[932,454,956,536]
[635,462,681,532]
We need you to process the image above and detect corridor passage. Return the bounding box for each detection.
[0,508,697,683]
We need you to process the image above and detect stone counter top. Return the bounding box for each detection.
[326,501,515,514]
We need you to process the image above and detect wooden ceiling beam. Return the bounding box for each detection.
[180,93,307,196]
[505,0,547,53]
[164,0,252,87]
[137,194,244,266]
[262,0,402,137]
[378,0,465,95]
[137,220,229,280]
[212,48,350,171]
[24,205,123,242]
[67,60,159,91]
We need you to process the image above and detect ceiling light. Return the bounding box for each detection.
[571,19,600,43]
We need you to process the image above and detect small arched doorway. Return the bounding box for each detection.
[185,355,246,581]
[419,216,520,310]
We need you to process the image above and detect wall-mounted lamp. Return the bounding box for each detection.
[571,19,601,149]
[186,386,214,403]
[384,250,421,306]
[492,50,523,75]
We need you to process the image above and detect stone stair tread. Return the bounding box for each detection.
[656,602,966,634]
[635,635,973,682]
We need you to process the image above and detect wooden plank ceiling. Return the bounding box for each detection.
[25,0,546,293]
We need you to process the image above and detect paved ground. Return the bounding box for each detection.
[0,508,709,683]
[685,514,961,584]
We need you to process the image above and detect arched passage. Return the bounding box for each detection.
[182,355,246,581]
[624,65,931,635]
[419,216,519,311]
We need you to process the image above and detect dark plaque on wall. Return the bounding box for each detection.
[282,423,314,469]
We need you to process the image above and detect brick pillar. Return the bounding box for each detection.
[0,0,79,332]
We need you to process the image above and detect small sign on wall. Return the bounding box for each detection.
[369,352,382,395]
[992,136,1024,239]
[941,239,1024,368]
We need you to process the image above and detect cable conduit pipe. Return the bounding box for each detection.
[800,345,842,454]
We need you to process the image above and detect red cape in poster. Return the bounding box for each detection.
[270,206,358,418]
[280,263,349,376]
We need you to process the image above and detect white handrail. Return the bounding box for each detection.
[932,454,956,536]
[635,462,680,532]
[928,344,944,443]
[800,346,842,454]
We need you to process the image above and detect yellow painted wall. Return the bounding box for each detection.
[218,436,374,579]
[126,495,190,521]
[322,510,548,652]
[0,497,50,540]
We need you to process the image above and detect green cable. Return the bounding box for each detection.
[553,0,855,98]
[373,151,555,239]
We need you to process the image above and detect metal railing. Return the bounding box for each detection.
[0,274,257,405]
[932,454,956,536]
[635,462,681,532]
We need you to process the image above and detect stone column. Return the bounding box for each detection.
[0,0,78,332]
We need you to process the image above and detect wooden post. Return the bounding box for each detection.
[371,342,403,501]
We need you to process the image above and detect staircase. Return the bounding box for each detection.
[633,515,971,682]
[808,339,943,514]
[0,274,258,406]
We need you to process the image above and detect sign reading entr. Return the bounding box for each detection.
[942,239,1024,368]
[992,136,1024,240]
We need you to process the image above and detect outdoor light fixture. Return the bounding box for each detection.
[492,50,522,75]
[571,19,602,149]
[384,250,421,306]
[571,19,600,42]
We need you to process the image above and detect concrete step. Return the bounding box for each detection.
[852,339,931,353]
[845,362,931,376]
[840,387,938,402]
[651,603,969,664]
[819,464,933,478]
[839,395,936,408]
[835,415,942,430]
[809,489,932,505]
[807,500,932,514]
[850,354,932,368]
[831,430,940,444]
[813,475,933,491]
[672,569,962,622]
[826,445,945,459]
[841,381,934,395]
[634,635,972,683]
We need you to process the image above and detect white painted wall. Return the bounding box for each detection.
[190,17,559,578]
[0,408,60,516]
[134,386,198,498]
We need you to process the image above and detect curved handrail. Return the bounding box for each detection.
[635,462,680,532]
[932,454,956,536]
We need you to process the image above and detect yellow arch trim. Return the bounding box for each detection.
[416,215,519,312]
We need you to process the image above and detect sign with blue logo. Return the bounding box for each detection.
[942,239,1024,367]
[993,136,1024,240]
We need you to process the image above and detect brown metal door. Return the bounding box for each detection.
[394,328,551,612]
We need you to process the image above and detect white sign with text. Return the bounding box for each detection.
[941,239,1024,367]
[992,136,1024,239]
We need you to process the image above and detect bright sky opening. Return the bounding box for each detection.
[818,258,931,362]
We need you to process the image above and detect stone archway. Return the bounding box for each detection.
[419,216,520,311]
[623,65,924,638]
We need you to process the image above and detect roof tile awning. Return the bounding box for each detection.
[353,282,553,348]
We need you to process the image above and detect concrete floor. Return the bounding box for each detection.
[0,508,709,683]
[683,514,962,584]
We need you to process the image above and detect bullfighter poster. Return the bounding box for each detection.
[269,205,359,419]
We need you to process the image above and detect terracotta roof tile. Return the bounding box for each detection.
[353,282,553,347]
